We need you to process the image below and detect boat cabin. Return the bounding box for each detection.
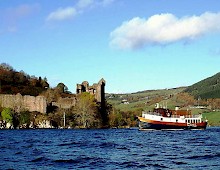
[153,108,191,117]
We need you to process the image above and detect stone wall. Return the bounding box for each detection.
[0,79,106,114]
[52,97,76,109]
[0,93,47,113]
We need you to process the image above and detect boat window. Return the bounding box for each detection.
[198,120,200,123]
[176,119,178,122]
[185,120,187,123]
[161,118,163,121]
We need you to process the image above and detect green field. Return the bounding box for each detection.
[202,111,220,126]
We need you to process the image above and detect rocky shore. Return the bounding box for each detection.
[0,120,55,129]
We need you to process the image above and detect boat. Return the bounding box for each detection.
[137,105,207,130]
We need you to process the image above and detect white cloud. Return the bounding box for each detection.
[102,0,115,6]
[110,12,220,49]
[46,7,77,21]
[77,0,94,9]
[46,0,114,22]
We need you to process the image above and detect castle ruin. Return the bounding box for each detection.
[0,93,47,113]
[0,79,106,114]
[52,96,76,109]
[76,78,105,103]
[76,78,107,124]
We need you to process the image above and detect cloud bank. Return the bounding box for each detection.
[46,0,114,21]
[110,12,220,49]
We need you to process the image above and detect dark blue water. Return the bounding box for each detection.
[0,128,220,170]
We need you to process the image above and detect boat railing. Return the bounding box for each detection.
[143,111,202,118]
[184,115,201,118]
[171,115,180,118]
[142,111,162,117]
[171,115,201,118]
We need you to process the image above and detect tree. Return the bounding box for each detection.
[56,83,66,94]
[175,92,195,107]
[74,92,101,128]
[0,63,14,71]
[41,77,49,89]
[207,98,220,110]
[19,111,31,126]
[1,108,13,123]
[108,108,118,127]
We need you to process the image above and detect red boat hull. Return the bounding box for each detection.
[138,117,207,130]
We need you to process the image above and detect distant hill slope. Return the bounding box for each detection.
[106,87,186,112]
[185,72,220,99]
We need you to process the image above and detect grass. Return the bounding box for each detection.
[202,111,220,126]
[107,87,186,112]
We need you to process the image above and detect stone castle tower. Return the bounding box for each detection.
[76,78,107,125]
[76,78,105,103]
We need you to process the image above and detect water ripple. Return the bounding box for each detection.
[0,127,219,169]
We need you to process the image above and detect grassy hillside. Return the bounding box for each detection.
[185,72,220,99]
[107,87,186,113]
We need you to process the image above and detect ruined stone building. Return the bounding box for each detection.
[52,96,76,109]
[0,93,47,113]
[76,78,106,103]
[76,78,107,124]
[0,79,106,114]
[53,78,106,109]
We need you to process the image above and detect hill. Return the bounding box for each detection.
[0,63,49,96]
[107,87,220,126]
[107,72,220,126]
[185,72,220,99]
[106,87,187,112]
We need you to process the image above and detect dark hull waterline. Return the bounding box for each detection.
[139,121,207,130]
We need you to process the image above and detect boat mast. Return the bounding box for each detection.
[63,112,66,128]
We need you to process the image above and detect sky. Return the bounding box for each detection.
[0,0,220,94]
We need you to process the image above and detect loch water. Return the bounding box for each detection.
[0,127,220,170]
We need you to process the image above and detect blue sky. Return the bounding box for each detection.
[0,0,220,93]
